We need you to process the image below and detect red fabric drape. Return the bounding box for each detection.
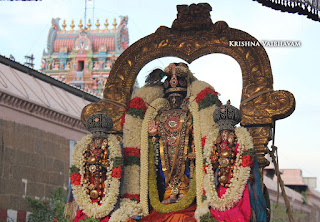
[209,185,251,222]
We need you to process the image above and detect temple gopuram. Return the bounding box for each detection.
[40,17,129,97]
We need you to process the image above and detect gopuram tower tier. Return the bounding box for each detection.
[41,17,129,97]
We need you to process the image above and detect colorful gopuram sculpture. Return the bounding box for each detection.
[41,17,129,97]
[67,3,295,222]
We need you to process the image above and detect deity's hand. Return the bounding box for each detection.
[177,193,185,202]
[162,194,178,204]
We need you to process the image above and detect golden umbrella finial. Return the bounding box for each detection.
[87,18,92,30]
[96,19,100,30]
[78,19,83,30]
[62,19,66,31]
[104,18,109,30]
[113,18,117,30]
[70,19,75,31]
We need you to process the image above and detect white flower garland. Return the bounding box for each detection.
[199,105,219,137]
[132,85,164,105]
[121,114,142,198]
[71,134,122,218]
[189,80,213,97]
[109,199,144,222]
[71,134,92,168]
[203,127,253,211]
[123,114,143,148]
[112,88,162,221]
[140,98,169,215]
[189,96,205,207]
[121,165,141,195]
[194,203,211,222]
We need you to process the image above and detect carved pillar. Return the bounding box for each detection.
[246,126,272,172]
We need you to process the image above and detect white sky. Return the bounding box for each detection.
[0,0,319,190]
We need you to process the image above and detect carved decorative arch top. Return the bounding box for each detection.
[81,3,295,168]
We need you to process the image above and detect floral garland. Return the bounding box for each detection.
[109,199,144,222]
[121,97,147,126]
[111,90,156,221]
[202,127,254,211]
[112,93,151,221]
[132,85,164,105]
[148,140,197,213]
[140,98,168,215]
[195,87,221,110]
[189,96,205,207]
[199,105,219,138]
[70,134,122,218]
[123,147,140,166]
[125,97,147,119]
[121,164,140,197]
[121,114,142,198]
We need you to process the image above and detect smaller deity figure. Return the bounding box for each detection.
[65,63,70,70]
[93,62,99,69]
[69,113,122,221]
[200,101,268,222]
[53,63,59,70]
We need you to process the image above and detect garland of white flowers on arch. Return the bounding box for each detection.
[71,134,122,218]
[202,127,253,211]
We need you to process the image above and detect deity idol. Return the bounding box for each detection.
[111,62,223,222]
[199,102,268,222]
[149,63,196,204]
[111,62,269,222]
[69,113,122,221]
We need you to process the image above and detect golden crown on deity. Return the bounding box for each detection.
[145,62,196,95]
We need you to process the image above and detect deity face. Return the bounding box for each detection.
[93,137,103,148]
[220,130,235,144]
[221,130,229,142]
[168,93,184,109]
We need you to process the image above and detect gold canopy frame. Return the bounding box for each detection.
[81,3,295,171]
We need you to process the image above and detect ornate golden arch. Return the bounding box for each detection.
[81,3,295,170]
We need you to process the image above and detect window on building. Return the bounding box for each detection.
[78,61,84,71]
